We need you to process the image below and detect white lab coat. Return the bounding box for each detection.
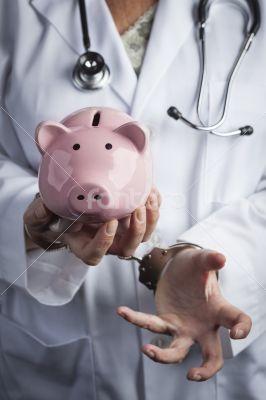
[0,0,266,399]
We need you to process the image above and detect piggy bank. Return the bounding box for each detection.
[36,107,153,223]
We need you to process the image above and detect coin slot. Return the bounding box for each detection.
[92,112,101,126]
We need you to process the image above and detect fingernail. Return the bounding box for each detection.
[193,374,202,381]
[234,329,244,339]
[49,219,72,232]
[148,193,158,210]
[35,203,46,219]
[118,310,126,318]
[136,206,146,223]
[146,350,155,358]
[105,220,118,235]
[49,218,61,232]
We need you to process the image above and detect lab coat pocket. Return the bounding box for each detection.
[204,81,266,205]
[0,314,96,400]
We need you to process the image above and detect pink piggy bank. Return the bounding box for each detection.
[36,107,153,223]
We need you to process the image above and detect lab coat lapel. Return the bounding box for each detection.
[29,0,137,108]
[131,0,195,118]
[29,0,84,54]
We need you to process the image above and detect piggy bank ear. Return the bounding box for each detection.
[35,121,70,154]
[114,122,149,152]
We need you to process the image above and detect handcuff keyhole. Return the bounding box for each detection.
[105,143,112,150]
[73,143,80,150]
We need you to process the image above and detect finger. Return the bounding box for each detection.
[151,186,162,207]
[114,206,146,257]
[64,219,118,266]
[218,302,252,339]
[24,197,55,229]
[117,215,131,233]
[192,249,226,273]
[117,306,173,334]
[142,192,160,241]
[143,337,193,364]
[49,218,83,233]
[187,331,223,381]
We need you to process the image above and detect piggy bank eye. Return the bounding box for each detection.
[105,143,112,150]
[73,144,80,150]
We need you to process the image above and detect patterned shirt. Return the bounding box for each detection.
[121,4,157,76]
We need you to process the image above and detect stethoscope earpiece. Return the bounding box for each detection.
[73,51,110,90]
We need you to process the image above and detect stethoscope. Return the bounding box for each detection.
[72,0,110,90]
[73,0,261,137]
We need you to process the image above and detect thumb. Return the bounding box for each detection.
[192,249,226,273]
[49,218,83,233]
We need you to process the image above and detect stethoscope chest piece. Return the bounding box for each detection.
[73,51,110,90]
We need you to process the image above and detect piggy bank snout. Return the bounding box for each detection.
[68,184,111,216]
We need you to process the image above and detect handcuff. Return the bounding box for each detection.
[119,240,203,292]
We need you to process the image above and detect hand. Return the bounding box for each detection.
[117,248,252,381]
[23,188,161,265]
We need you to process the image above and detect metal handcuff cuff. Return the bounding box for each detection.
[119,240,204,292]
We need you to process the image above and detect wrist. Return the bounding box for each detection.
[24,226,40,251]
[24,223,67,252]
[160,246,197,279]
[138,240,203,291]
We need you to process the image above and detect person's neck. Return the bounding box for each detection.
[106,0,158,34]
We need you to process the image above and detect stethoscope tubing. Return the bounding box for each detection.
[73,0,261,136]
[168,0,260,137]
[177,34,255,134]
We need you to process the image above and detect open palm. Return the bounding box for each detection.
[118,248,252,381]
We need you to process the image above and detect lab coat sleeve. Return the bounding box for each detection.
[0,17,89,306]
[180,175,266,357]
[0,147,91,305]
[0,151,90,306]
